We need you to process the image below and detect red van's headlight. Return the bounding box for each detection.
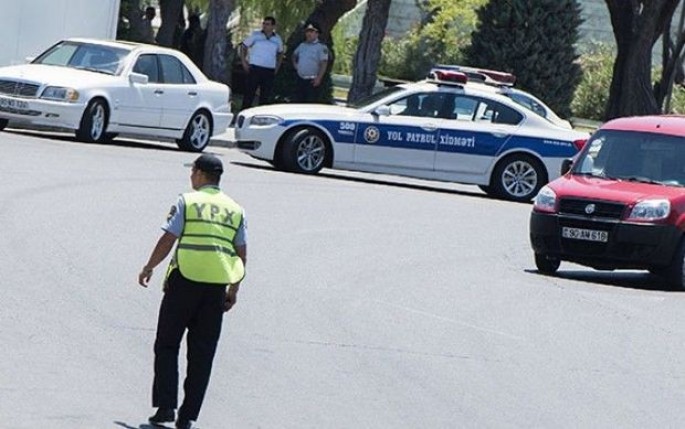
[626,199,671,221]
[533,186,557,213]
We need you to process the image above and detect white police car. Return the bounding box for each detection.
[234,70,588,201]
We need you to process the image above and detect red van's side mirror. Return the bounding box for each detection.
[561,158,574,175]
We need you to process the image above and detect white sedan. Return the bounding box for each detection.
[234,71,589,202]
[0,38,232,151]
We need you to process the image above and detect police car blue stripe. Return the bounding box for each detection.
[281,120,578,158]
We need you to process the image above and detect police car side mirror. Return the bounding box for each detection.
[373,105,391,117]
[561,158,573,175]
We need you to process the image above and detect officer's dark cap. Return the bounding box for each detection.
[185,154,223,174]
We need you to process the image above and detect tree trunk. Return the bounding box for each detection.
[604,0,680,120]
[157,0,185,47]
[347,0,392,104]
[203,0,235,83]
[122,0,147,43]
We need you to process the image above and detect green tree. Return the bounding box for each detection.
[377,0,487,81]
[464,0,582,118]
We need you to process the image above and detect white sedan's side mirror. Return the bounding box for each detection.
[373,105,391,117]
[129,72,149,84]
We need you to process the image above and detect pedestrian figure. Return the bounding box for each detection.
[142,6,157,44]
[180,15,205,68]
[240,16,284,109]
[139,154,247,429]
[292,22,329,103]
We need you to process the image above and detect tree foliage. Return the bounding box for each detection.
[464,0,582,118]
[377,0,487,81]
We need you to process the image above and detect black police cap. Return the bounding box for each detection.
[185,154,224,173]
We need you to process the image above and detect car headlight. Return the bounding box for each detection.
[533,186,557,213]
[40,86,80,102]
[249,115,282,126]
[627,199,670,221]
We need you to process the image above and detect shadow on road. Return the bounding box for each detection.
[113,421,165,429]
[5,129,181,152]
[230,160,528,203]
[526,268,679,292]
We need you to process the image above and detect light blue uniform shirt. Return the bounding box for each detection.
[162,188,247,246]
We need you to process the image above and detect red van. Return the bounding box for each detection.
[529,116,685,288]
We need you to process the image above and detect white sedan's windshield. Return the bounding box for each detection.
[33,41,130,75]
[574,130,685,186]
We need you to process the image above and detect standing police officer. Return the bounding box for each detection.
[138,154,247,429]
[292,22,329,103]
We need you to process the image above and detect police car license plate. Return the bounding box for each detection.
[562,227,608,242]
[0,96,28,110]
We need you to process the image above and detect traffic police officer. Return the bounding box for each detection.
[292,22,329,103]
[138,154,247,429]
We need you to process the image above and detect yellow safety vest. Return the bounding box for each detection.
[174,187,245,285]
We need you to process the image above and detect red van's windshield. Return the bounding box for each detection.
[572,130,685,186]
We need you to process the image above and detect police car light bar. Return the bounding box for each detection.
[427,70,468,86]
[432,64,516,86]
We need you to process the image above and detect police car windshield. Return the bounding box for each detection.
[347,87,405,109]
[572,130,685,186]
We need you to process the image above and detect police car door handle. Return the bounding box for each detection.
[154,89,164,95]
[421,124,438,132]
[188,91,198,96]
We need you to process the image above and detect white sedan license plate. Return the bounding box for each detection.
[0,96,28,110]
[562,227,608,242]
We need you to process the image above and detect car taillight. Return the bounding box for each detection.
[572,139,587,151]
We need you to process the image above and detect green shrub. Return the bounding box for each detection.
[571,43,613,121]
[667,85,685,114]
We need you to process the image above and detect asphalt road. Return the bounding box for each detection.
[2,129,685,429]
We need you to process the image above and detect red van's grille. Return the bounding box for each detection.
[559,198,626,219]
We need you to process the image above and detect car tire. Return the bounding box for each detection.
[535,253,560,274]
[281,128,327,174]
[0,118,8,131]
[491,153,546,202]
[665,239,685,290]
[76,99,108,143]
[177,110,212,152]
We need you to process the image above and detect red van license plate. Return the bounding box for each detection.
[562,227,608,242]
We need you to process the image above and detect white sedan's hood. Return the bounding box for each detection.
[242,103,359,119]
[0,64,116,87]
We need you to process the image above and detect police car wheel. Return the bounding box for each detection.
[282,128,327,174]
[535,253,560,274]
[0,118,7,131]
[76,99,108,143]
[492,154,546,202]
[178,110,213,152]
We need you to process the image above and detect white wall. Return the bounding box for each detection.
[0,0,121,66]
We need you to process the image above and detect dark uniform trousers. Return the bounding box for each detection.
[153,269,227,421]
[295,76,321,103]
[242,65,276,109]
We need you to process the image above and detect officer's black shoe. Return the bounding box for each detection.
[175,419,193,429]
[148,407,175,426]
